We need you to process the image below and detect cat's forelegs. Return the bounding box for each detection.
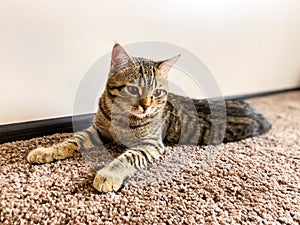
[27,126,99,164]
[27,138,79,164]
[93,142,164,192]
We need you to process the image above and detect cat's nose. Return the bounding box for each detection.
[139,97,151,112]
[141,105,149,111]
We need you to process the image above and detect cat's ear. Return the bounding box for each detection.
[157,55,180,77]
[111,43,133,71]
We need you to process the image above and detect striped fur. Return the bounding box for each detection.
[27,44,271,192]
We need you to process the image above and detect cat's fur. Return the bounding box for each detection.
[27,44,271,192]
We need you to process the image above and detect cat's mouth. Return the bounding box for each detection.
[130,106,154,117]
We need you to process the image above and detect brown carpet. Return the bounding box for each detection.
[1,91,300,224]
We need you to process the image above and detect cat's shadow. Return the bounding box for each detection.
[75,143,212,194]
[79,143,126,171]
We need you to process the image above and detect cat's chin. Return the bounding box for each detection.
[129,110,158,118]
[130,112,151,118]
[130,109,164,118]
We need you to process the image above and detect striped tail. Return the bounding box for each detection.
[223,99,271,143]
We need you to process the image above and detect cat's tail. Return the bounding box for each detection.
[249,105,272,136]
[223,100,272,143]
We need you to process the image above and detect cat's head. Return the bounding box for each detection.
[106,43,179,117]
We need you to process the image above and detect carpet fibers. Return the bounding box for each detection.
[1,91,300,224]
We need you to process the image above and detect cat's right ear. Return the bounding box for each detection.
[111,43,133,72]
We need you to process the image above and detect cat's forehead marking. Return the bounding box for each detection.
[131,57,158,89]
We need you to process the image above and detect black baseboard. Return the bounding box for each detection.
[224,87,300,100]
[0,114,95,144]
[0,87,299,144]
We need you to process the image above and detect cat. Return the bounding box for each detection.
[27,43,271,192]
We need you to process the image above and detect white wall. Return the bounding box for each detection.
[1,0,299,125]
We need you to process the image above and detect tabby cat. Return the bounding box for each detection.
[27,43,271,192]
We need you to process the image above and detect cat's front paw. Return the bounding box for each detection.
[27,147,55,164]
[93,170,123,193]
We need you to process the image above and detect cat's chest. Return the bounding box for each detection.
[103,118,162,146]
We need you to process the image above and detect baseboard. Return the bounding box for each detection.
[1,87,299,144]
[0,114,95,144]
[224,87,300,100]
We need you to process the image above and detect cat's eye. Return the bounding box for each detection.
[153,89,165,97]
[127,85,140,96]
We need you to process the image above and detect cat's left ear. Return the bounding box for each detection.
[157,55,180,78]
